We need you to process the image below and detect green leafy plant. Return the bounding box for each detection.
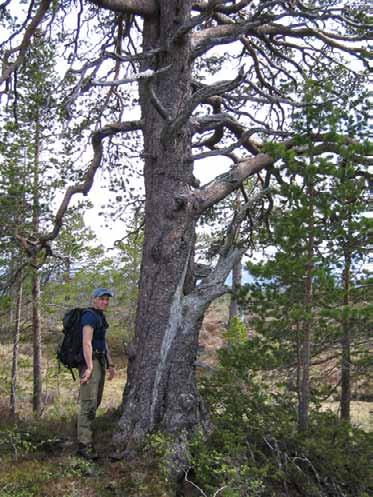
[191,332,373,497]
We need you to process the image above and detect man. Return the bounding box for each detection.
[77,287,116,460]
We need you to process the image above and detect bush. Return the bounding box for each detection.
[191,339,373,497]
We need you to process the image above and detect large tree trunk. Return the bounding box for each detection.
[114,1,235,462]
[115,0,199,452]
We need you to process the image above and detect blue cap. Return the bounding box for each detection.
[92,288,114,298]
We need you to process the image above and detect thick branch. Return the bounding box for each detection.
[191,113,267,155]
[193,153,273,214]
[163,69,245,141]
[191,20,371,59]
[88,0,157,17]
[192,0,253,15]
[185,189,265,310]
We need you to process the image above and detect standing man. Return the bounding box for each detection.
[77,287,116,460]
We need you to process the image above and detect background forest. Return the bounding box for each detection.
[0,0,372,496]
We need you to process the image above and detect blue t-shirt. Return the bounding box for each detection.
[81,309,108,352]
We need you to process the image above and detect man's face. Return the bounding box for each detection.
[93,295,110,311]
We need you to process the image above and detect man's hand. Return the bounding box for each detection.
[80,367,93,384]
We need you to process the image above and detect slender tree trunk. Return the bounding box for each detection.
[296,319,301,406]
[298,184,314,432]
[228,256,242,325]
[229,192,243,326]
[340,245,351,421]
[10,273,23,418]
[32,264,42,416]
[32,116,43,417]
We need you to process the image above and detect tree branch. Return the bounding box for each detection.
[192,153,273,215]
[92,65,171,86]
[162,68,245,141]
[185,189,266,310]
[0,0,52,87]
[40,120,143,243]
[191,18,371,60]
[88,0,157,17]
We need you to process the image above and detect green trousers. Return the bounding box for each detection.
[77,358,106,446]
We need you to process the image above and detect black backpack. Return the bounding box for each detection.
[57,308,91,379]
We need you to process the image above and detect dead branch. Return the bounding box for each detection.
[88,0,157,17]
[92,64,171,86]
[192,153,273,215]
[39,120,143,244]
[0,0,52,87]
[163,68,245,141]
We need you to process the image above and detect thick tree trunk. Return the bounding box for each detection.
[340,247,351,421]
[114,3,242,463]
[115,0,203,456]
[10,274,23,418]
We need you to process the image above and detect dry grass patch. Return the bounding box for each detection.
[321,401,372,432]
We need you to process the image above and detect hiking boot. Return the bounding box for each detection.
[77,443,98,461]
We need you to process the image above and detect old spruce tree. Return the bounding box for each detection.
[1,0,370,461]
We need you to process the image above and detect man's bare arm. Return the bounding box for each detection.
[80,325,94,384]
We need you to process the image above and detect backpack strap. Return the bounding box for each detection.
[82,308,103,330]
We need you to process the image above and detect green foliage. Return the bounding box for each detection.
[192,340,373,497]
[224,316,247,345]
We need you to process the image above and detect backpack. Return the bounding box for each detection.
[57,308,89,379]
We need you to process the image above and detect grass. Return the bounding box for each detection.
[321,401,372,432]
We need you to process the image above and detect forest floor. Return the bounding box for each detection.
[0,304,372,497]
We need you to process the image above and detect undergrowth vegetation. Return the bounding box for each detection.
[0,314,371,497]
[190,327,373,497]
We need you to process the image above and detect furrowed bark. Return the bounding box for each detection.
[114,0,204,462]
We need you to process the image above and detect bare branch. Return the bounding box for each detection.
[163,68,245,141]
[185,188,266,309]
[191,126,290,162]
[192,153,273,215]
[40,120,143,243]
[0,0,52,87]
[104,47,162,63]
[260,23,372,56]
[192,0,254,15]
[220,189,268,258]
[92,65,171,86]
[88,0,157,17]
[191,113,264,155]
[183,470,208,497]
[191,18,371,60]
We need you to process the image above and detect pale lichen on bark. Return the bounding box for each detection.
[150,245,192,425]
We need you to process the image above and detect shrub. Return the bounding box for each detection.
[191,338,373,497]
